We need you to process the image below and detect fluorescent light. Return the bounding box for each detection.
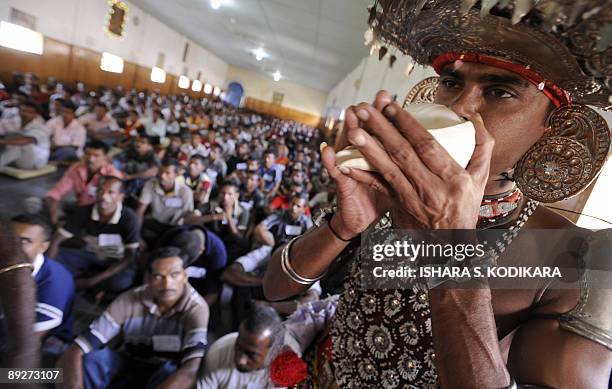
[100,52,124,73]
[178,75,190,89]
[213,86,221,96]
[191,80,203,92]
[150,67,166,83]
[204,83,213,94]
[339,109,345,121]
[254,47,266,61]
[273,70,281,82]
[210,0,221,10]
[0,21,43,55]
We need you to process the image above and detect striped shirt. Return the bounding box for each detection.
[75,283,209,364]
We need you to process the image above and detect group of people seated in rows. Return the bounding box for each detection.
[0,73,338,388]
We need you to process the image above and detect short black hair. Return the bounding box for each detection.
[169,228,205,265]
[137,134,156,145]
[84,139,110,154]
[292,192,309,203]
[242,304,281,336]
[147,246,185,272]
[221,179,240,191]
[94,102,108,110]
[98,175,124,192]
[10,213,53,241]
[61,100,78,112]
[20,101,40,114]
[190,154,207,165]
[161,157,181,170]
[265,148,278,157]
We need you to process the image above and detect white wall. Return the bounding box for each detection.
[225,65,327,117]
[0,0,229,88]
[325,51,437,118]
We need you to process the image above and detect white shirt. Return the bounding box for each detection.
[23,117,51,167]
[142,116,167,139]
[197,333,271,389]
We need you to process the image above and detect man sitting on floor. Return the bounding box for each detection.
[57,246,209,389]
[222,194,317,325]
[45,140,123,226]
[49,176,140,292]
[79,102,119,145]
[137,158,194,246]
[197,304,280,389]
[46,100,86,162]
[9,214,75,364]
[115,134,160,197]
[156,225,228,306]
[0,101,49,170]
[183,155,213,208]
[186,180,250,261]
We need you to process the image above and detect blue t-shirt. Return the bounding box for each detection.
[34,257,75,341]
[157,225,228,295]
[259,165,283,192]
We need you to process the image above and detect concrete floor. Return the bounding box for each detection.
[0,168,64,219]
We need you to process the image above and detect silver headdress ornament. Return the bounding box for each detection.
[368,0,612,110]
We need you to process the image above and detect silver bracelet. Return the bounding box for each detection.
[281,236,326,285]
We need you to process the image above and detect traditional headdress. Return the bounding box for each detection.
[369,0,611,203]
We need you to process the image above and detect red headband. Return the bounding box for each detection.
[432,52,571,107]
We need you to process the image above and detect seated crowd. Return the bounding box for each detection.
[0,73,338,388]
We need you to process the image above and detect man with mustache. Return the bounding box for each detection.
[49,176,140,292]
[263,1,612,387]
[57,246,209,389]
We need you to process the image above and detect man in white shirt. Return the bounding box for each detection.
[0,91,28,135]
[197,304,280,389]
[46,100,86,161]
[0,101,50,169]
[141,109,167,142]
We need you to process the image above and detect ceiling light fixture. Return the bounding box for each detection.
[204,83,213,94]
[0,21,43,55]
[273,70,281,82]
[191,80,203,92]
[100,52,124,73]
[254,47,266,61]
[213,86,221,96]
[178,75,190,89]
[150,67,166,83]
[210,0,221,10]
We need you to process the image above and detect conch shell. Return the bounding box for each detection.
[336,103,476,171]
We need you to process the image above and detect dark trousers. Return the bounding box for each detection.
[56,248,137,292]
[82,347,176,389]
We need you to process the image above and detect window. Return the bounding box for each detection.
[100,52,124,73]
[272,91,284,105]
[0,21,43,55]
[191,80,203,92]
[150,67,166,83]
[178,75,190,89]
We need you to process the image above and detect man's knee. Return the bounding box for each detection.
[104,264,137,292]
